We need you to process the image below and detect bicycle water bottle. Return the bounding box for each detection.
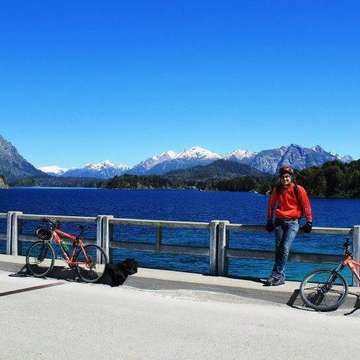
[61,241,70,256]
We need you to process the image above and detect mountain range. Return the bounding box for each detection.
[0,133,354,181]
[40,145,353,179]
[42,161,130,179]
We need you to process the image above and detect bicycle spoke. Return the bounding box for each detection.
[26,241,55,277]
[300,269,348,311]
[75,245,107,283]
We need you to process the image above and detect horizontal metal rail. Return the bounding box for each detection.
[107,218,211,266]
[226,248,341,264]
[110,241,209,256]
[110,218,209,229]
[227,224,352,235]
[18,214,97,223]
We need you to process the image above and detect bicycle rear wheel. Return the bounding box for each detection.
[300,269,348,311]
[26,241,55,277]
[75,244,107,283]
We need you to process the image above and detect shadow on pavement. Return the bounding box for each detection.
[287,287,360,315]
[0,282,64,297]
[9,265,80,282]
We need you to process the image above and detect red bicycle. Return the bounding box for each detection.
[300,239,357,311]
[26,218,108,283]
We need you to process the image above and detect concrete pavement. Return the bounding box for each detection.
[1,255,360,360]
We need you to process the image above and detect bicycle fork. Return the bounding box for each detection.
[321,264,345,292]
[37,242,50,261]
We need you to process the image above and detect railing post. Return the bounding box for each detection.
[6,211,22,255]
[156,225,162,251]
[96,215,105,249]
[353,225,360,286]
[217,220,230,276]
[6,212,13,255]
[209,220,219,275]
[101,215,114,264]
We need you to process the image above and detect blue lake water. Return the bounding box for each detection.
[1,187,359,281]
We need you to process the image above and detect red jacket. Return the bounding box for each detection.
[267,183,312,222]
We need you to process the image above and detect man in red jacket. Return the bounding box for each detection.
[265,165,312,286]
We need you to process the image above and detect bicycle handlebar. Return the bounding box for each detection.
[42,217,60,230]
[77,225,86,238]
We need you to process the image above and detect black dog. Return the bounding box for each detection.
[101,258,138,287]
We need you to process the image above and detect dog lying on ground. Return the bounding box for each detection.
[100,258,138,287]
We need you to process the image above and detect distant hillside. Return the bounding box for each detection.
[0,135,45,181]
[101,160,270,192]
[296,159,360,198]
[165,159,265,181]
[11,176,100,188]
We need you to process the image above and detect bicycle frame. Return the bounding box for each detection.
[52,228,90,266]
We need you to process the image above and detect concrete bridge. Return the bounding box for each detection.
[1,255,360,360]
[1,212,360,359]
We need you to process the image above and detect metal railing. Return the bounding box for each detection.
[223,224,353,270]
[0,211,359,285]
[107,217,215,269]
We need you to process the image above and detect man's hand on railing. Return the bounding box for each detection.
[302,221,313,233]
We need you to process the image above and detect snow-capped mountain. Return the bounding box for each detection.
[38,165,68,176]
[175,146,221,161]
[128,151,177,175]
[325,147,353,163]
[337,155,353,163]
[60,161,130,179]
[224,149,257,164]
[239,144,353,174]
[132,147,222,175]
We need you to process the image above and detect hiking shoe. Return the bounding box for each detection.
[263,276,276,286]
[270,278,285,286]
[263,276,285,286]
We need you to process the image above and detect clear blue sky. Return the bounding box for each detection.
[0,0,359,167]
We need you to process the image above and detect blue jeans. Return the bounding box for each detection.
[271,219,300,280]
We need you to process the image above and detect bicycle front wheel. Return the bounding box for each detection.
[300,269,348,311]
[26,241,55,277]
[75,244,107,283]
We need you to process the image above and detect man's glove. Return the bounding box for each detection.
[266,219,274,232]
[302,221,312,233]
